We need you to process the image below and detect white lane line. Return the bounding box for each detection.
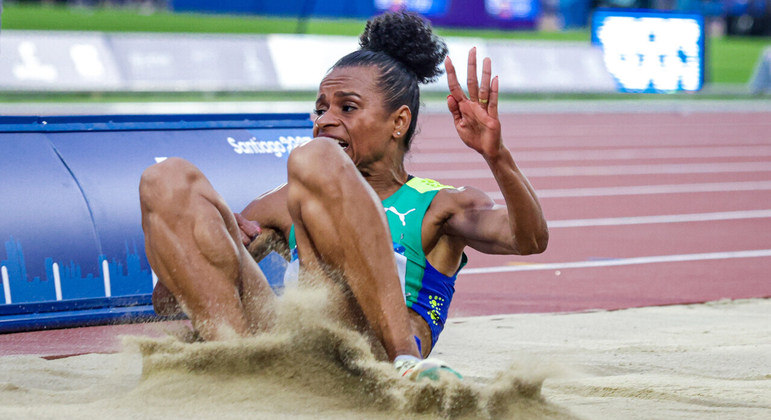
[53,262,62,301]
[416,139,771,151]
[487,180,771,199]
[1,266,11,304]
[461,249,771,275]
[548,209,771,228]
[419,162,771,180]
[412,145,771,163]
[102,259,112,298]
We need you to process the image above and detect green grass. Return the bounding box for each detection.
[1,3,768,90]
[2,3,363,35]
[709,37,770,84]
[1,3,589,39]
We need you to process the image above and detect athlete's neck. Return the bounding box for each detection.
[360,164,408,201]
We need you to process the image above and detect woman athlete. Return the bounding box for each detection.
[139,11,548,380]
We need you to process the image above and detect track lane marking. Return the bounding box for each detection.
[548,209,771,228]
[487,180,771,199]
[461,249,771,275]
[418,162,771,180]
[412,145,771,163]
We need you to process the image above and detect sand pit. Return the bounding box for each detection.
[436,298,771,419]
[0,294,768,419]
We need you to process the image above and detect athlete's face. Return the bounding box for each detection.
[313,65,398,167]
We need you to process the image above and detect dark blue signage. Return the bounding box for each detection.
[484,0,540,21]
[169,0,540,29]
[0,114,312,332]
[374,0,450,16]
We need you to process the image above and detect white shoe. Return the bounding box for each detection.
[393,358,463,381]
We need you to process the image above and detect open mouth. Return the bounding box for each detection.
[319,134,349,151]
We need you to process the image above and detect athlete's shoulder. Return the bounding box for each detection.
[432,183,495,213]
[405,176,491,208]
[405,176,455,193]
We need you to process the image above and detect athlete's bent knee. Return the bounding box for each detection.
[139,157,202,210]
[287,138,353,188]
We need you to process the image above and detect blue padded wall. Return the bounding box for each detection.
[0,114,312,333]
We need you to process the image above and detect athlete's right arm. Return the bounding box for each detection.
[239,183,293,243]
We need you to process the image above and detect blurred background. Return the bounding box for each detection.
[0,0,769,113]
[5,0,771,35]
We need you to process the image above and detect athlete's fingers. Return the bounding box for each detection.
[236,213,261,238]
[445,56,467,103]
[238,228,252,246]
[447,94,462,124]
[467,47,479,103]
[479,57,492,109]
[489,76,499,120]
[234,212,261,245]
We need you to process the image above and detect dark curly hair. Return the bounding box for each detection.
[332,11,448,151]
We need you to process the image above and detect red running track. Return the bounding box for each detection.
[406,111,771,317]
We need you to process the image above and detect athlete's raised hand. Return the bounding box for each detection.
[445,48,503,159]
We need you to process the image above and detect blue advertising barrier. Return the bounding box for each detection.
[0,114,313,333]
[170,0,540,29]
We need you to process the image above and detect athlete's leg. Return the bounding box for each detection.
[139,157,275,340]
[151,280,181,316]
[286,139,421,361]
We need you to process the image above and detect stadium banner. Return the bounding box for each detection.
[109,34,279,91]
[374,0,451,16]
[267,34,360,91]
[170,0,379,19]
[168,0,539,29]
[0,30,617,93]
[0,31,123,91]
[749,47,771,94]
[591,9,706,93]
[483,41,616,92]
[265,35,615,93]
[0,114,312,333]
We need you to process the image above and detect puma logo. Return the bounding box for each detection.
[385,206,415,226]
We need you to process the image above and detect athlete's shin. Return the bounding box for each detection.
[139,158,275,340]
[286,140,420,360]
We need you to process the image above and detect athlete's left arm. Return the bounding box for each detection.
[442,50,548,255]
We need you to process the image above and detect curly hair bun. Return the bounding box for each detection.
[359,11,448,84]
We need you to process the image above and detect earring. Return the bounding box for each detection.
[396,132,401,136]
